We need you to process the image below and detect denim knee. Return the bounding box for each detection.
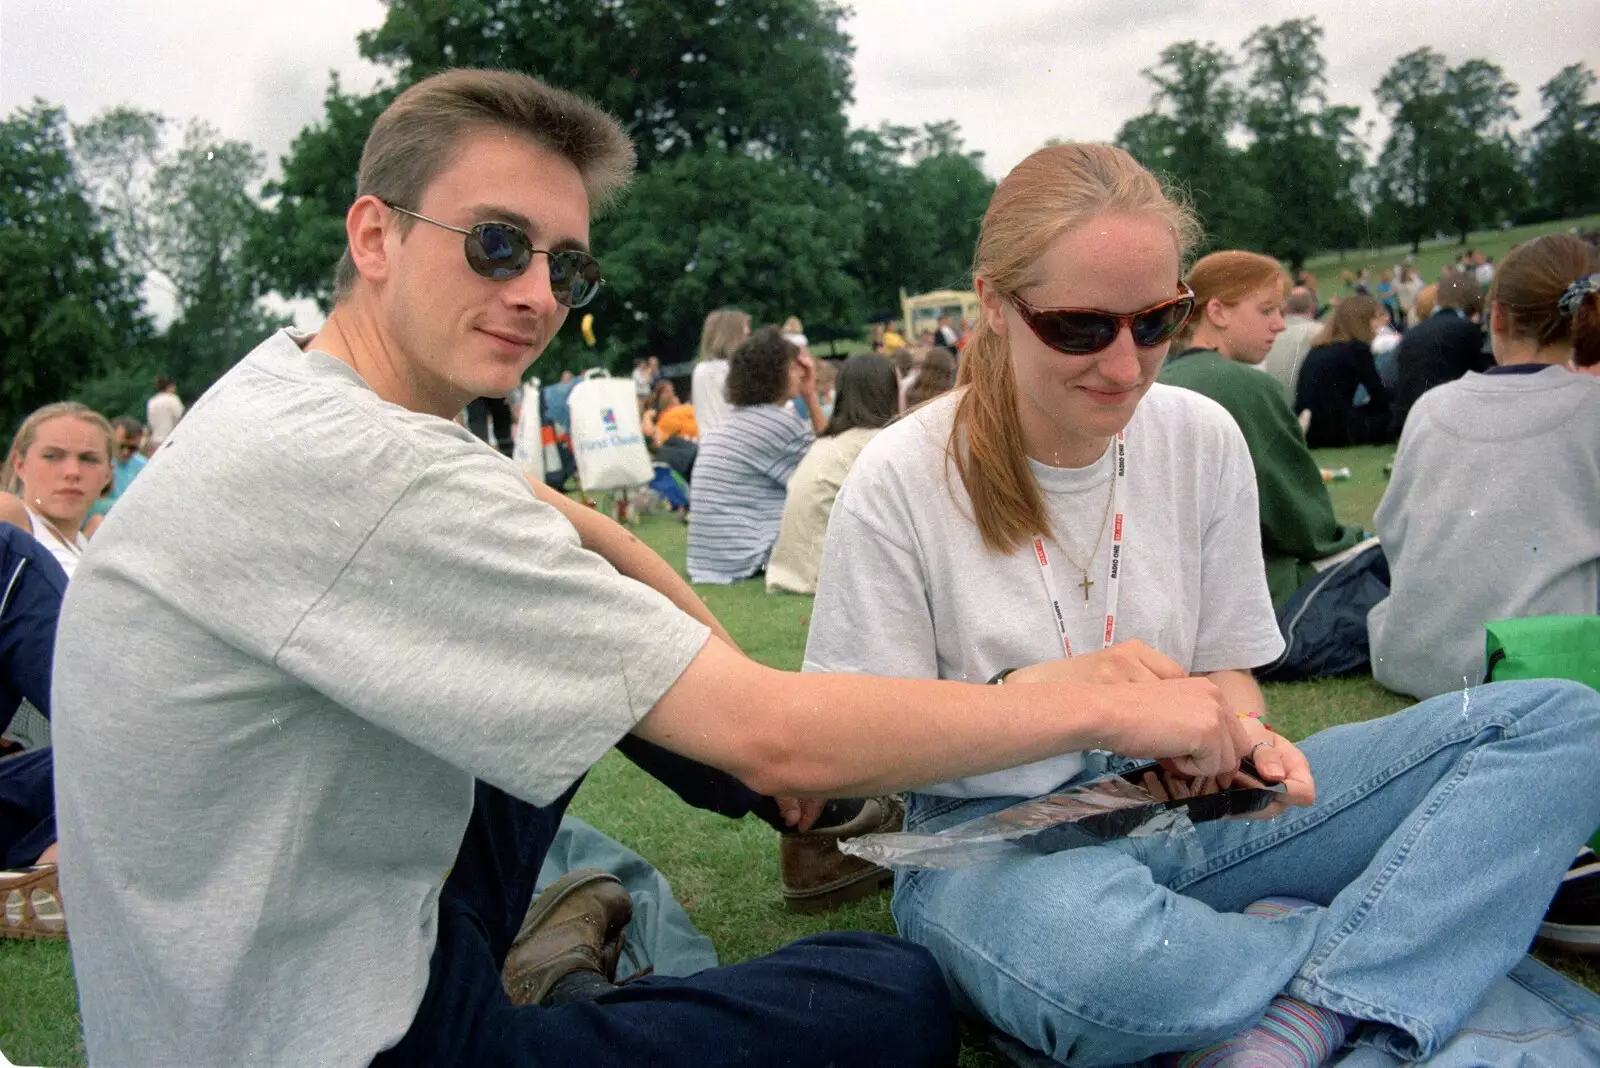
[793,932,957,1066]
[1483,678,1600,736]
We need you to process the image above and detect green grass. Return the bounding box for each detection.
[1301,214,1600,290]
[3,443,1594,1067]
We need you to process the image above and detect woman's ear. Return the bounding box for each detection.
[1204,297,1230,330]
[1488,301,1509,338]
[975,277,1009,337]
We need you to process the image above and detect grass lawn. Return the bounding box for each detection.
[2,443,1594,1067]
[1300,214,1600,291]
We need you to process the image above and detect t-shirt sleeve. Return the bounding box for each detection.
[273,456,710,806]
[1191,422,1286,673]
[803,458,939,679]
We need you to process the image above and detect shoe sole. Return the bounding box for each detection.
[782,867,894,914]
[0,866,66,941]
[1536,922,1600,956]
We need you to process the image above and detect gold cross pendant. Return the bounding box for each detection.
[1078,571,1094,601]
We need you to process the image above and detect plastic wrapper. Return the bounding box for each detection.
[839,763,1283,871]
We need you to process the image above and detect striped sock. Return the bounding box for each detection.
[1243,895,1315,921]
[1171,898,1352,1068]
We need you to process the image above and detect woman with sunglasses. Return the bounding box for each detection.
[1159,251,1365,608]
[805,143,1600,1067]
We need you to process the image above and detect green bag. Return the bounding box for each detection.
[1484,615,1600,691]
[1484,614,1600,852]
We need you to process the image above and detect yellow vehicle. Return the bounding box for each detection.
[900,288,980,343]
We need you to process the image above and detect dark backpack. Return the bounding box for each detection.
[1256,544,1390,683]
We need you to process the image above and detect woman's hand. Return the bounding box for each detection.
[1228,718,1316,811]
[795,351,818,397]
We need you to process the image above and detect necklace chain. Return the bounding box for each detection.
[1052,476,1115,580]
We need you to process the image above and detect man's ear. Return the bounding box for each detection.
[975,277,1009,337]
[346,195,393,288]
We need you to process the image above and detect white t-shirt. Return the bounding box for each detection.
[691,359,732,435]
[53,331,710,1066]
[767,427,879,595]
[146,389,184,443]
[22,502,86,578]
[804,386,1284,798]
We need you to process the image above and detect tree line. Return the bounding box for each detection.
[1113,19,1600,268]
[4,3,1597,432]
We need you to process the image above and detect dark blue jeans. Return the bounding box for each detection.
[373,770,958,1067]
[0,747,54,868]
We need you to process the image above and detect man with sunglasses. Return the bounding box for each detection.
[51,69,1249,1068]
[109,418,147,497]
[85,417,148,522]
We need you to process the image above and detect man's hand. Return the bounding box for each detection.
[776,797,827,831]
[1006,643,1253,778]
[1088,676,1256,780]
[1006,640,1187,686]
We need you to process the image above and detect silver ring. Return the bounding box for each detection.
[1246,739,1275,760]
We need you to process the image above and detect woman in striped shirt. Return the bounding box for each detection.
[687,327,824,584]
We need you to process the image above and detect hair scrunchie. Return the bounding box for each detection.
[1558,273,1600,318]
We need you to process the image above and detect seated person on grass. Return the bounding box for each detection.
[767,352,899,596]
[805,142,1600,1068]
[1295,293,1394,448]
[685,326,824,584]
[51,70,1260,1068]
[0,525,68,940]
[1369,234,1600,701]
[1158,251,1365,608]
[1388,273,1493,435]
[640,378,696,445]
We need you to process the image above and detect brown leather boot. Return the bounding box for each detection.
[780,795,903,913]
[501,869,632,1006]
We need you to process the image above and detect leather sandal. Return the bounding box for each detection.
[1,864,66,940]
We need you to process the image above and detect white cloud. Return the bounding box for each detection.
[3,0,1594,184]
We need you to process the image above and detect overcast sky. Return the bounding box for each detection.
[5,0,1596,185]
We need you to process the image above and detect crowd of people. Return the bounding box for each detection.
[3,65,1599,1068]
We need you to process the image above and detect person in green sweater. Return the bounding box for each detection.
[1158,250,1363,606]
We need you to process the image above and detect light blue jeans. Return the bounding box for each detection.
[893,680,1600,1066]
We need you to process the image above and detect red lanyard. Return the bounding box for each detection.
[1031,430,1127,657]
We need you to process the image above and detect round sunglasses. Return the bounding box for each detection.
[1009,284,1195,356]
[382,201,604,308]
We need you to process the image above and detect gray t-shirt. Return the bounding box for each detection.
[52,331,710,1066]
[1368,367,1600,698]
[803,385,1283,798]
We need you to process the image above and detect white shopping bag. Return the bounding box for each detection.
[512,376,542,473]
[567,373,653,491]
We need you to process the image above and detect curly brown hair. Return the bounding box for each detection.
[726,326,799,407]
